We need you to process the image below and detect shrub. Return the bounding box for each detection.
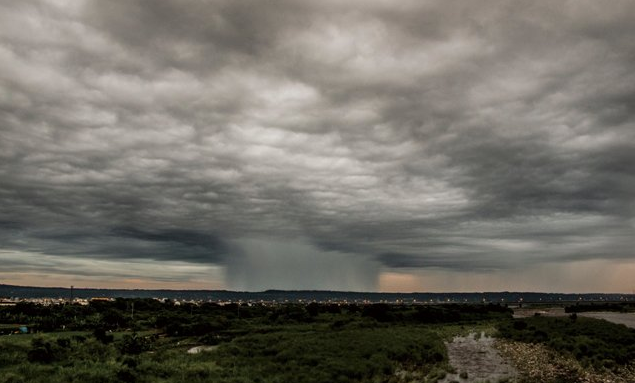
[116,368,137,383]
[118,333,151,355]
[27,337,59,364]
[93,327,114,344]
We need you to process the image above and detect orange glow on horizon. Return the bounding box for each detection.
[0,273,224,290]
[379,272,423,293]
[3,258,635,293]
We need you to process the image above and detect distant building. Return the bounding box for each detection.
[90,297,113,302]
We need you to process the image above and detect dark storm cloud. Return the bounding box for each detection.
[0,225,227,265]
[1,0,634,289]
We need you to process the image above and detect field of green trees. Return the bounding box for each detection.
[1,299,634,383]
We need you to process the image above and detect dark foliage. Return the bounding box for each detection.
[361,303,512,323]
[118,333,152,355]
[565,302,635,313]
[93,327,114,344]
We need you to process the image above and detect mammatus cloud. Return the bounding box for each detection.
[0,1,634,291]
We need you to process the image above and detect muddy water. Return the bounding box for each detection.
[578,312,635,329]
[439,332,518,383]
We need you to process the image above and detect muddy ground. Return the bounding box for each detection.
[439,332,517,383]
[512,307,566,318]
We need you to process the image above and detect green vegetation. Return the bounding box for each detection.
[0,326,446,383]
[498,315,635,370]
[4,299,635,382]
[0,300,512,383]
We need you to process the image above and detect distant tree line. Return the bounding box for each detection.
[565,302,635,313]
[1,298,513,337]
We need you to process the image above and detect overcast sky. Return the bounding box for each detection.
[1,1,634,292]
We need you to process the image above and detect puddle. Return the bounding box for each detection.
[439,332,517,383]
[187,345,218,354]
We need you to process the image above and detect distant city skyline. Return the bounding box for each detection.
[1,1,634,293]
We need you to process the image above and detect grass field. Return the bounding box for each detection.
[2,301,635,383]
[0,324,450,383]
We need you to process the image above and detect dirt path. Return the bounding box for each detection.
[439,332,517,383]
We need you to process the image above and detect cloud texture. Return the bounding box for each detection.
[1,1,634,291]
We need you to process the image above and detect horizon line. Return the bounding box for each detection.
[1,283,633,296]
